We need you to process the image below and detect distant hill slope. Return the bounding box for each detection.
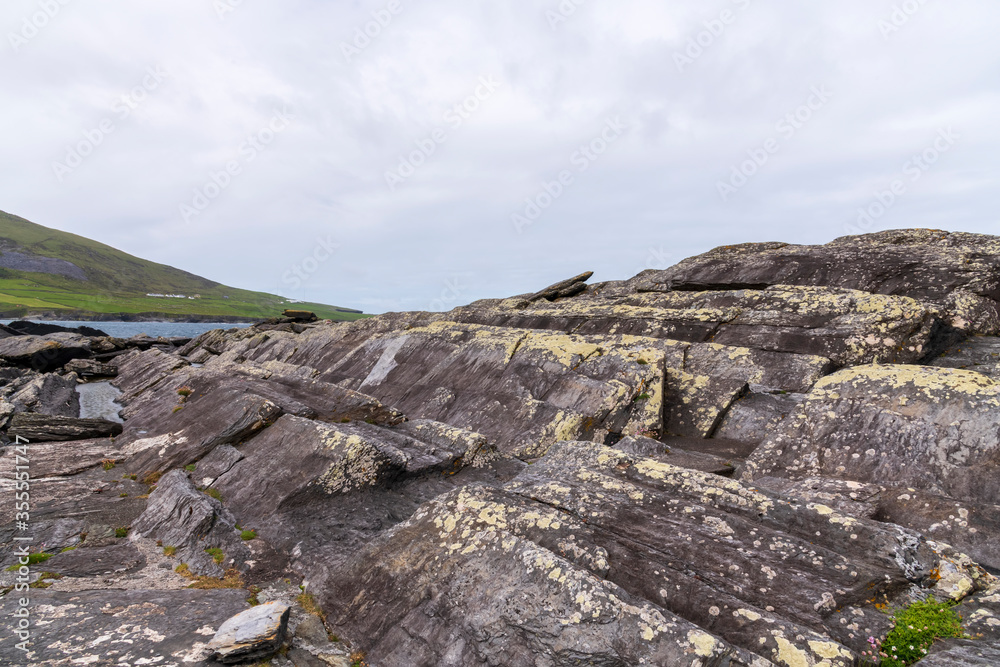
[0,210,366,322]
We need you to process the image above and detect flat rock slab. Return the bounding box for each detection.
[0,588,250,666]
[209,601,291,663]
[0,333,92,372]
[8,413,123,442]
[41,542,146,577]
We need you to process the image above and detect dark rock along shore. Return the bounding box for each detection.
[2,229,1000,666]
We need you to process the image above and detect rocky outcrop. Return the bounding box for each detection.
[4,230,1000,666]
[637,229,1000,335]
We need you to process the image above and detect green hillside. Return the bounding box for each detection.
[0,210,367,322]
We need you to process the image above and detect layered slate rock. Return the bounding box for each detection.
[7,413,123,441]
[741,365,1000,505]
[0,332,92,371]
[741,364,1000,568]
[179,320,831,456]
[637,229,1000,335]
[132,470,251,577]
[448,285,941,367]
[324,441,948,666]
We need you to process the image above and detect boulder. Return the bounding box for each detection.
[209,602,291,664]
[0,332,91,372]
[7,371,80,417]
[64,357,119,377]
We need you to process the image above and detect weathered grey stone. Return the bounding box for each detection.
[638,229,1000,335]
[713,390,806,445]
[741,365,1000,506]
[526,270,594,302]
[209,601,291,663]
[0,589,249,666]
[920,640,1000,666]
[131,469,250,577]
[41,542,146,577]
[931,335,1000,379]
[323,441,948,666]
[117,379,282,475]
[615,434,735,474]
[0,332,91,372]
[64,357,119,377]
[7,371,80,417]
[7,413,122,441]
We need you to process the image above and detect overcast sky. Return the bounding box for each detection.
[1,1,998,313]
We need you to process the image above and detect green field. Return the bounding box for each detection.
[0,210,368,322]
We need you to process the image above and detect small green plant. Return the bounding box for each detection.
[102,458,116,471]
[340,417,351,423]
[119,492,128,498]
[6,552,53,570]
[59,546,77,554]
[349,650,368,667]
[175,563,192,576]
[247,585,262,606]
[163,545,177,557]
[636,359,649,365]
[115,527,130,538]
[240,529,257,541]
[177,386,193,398]
[185,464,197,472]
[122,473,137,480]
[205,547,225,564]
[204,488,223,501]
[862,598,966,666]
[635,393,651,401]
[172,405,184,414]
